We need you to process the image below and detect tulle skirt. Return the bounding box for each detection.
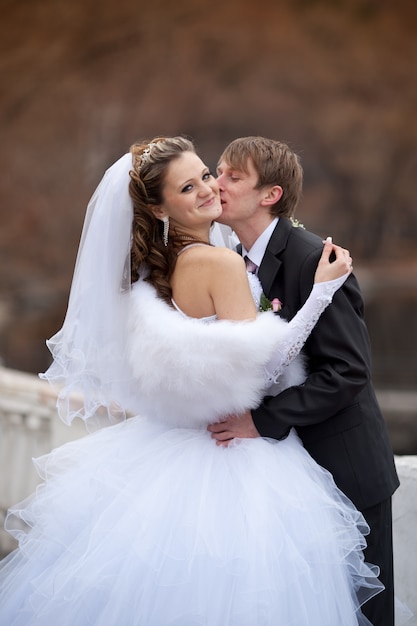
[0,416,383,625]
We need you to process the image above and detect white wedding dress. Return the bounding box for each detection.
[0,275,383,626]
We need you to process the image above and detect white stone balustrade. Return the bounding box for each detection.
[0,366,415,620]
[0,366,86,555]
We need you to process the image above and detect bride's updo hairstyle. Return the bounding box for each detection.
[129,136,195,304]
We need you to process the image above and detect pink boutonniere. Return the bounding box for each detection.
[260,294,283,313]
[271,298,282,313]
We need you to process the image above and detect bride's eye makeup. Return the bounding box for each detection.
[180,170,212,193]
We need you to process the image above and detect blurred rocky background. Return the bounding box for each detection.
[0,0,416,451]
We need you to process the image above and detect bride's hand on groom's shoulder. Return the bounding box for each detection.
[314,236,353,284]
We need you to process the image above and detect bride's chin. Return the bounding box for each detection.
[203,211,222,224]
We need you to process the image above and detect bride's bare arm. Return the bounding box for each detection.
[208,248,257,321]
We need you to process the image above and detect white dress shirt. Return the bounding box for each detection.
[241,218,279,275]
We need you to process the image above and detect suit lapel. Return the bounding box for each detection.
[258,219,292,297]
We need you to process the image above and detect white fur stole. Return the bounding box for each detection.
[127,280,305,428]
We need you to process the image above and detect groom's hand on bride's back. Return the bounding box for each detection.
[207,411,260,447]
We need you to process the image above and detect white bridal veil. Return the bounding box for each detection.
[40,153,138,431]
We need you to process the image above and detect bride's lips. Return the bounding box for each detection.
[199,196,219,209]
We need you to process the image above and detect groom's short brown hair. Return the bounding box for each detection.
[218,136,303,218]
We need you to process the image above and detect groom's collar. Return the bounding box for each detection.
[241,217,279,267]
[264,216,293,256]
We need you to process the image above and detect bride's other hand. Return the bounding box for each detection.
[314,236,353,284]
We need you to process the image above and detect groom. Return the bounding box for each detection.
[208,136,399,625]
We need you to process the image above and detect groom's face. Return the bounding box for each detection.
[216,158,265,229]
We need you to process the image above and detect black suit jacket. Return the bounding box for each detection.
[251,218,399,511]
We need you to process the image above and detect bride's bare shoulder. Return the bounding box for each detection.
[178,244,244,269]
[175,247,248,303]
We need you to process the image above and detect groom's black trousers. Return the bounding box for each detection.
[361,498,394,626]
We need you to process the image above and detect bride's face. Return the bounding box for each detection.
[157,151,222,232]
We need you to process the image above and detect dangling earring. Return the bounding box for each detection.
[162,216,169,246]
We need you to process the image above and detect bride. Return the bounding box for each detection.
[0,136,382,625]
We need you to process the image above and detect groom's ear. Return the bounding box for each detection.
[260,185,283,207]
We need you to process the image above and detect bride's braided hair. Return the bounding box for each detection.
[129,136,196,304]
